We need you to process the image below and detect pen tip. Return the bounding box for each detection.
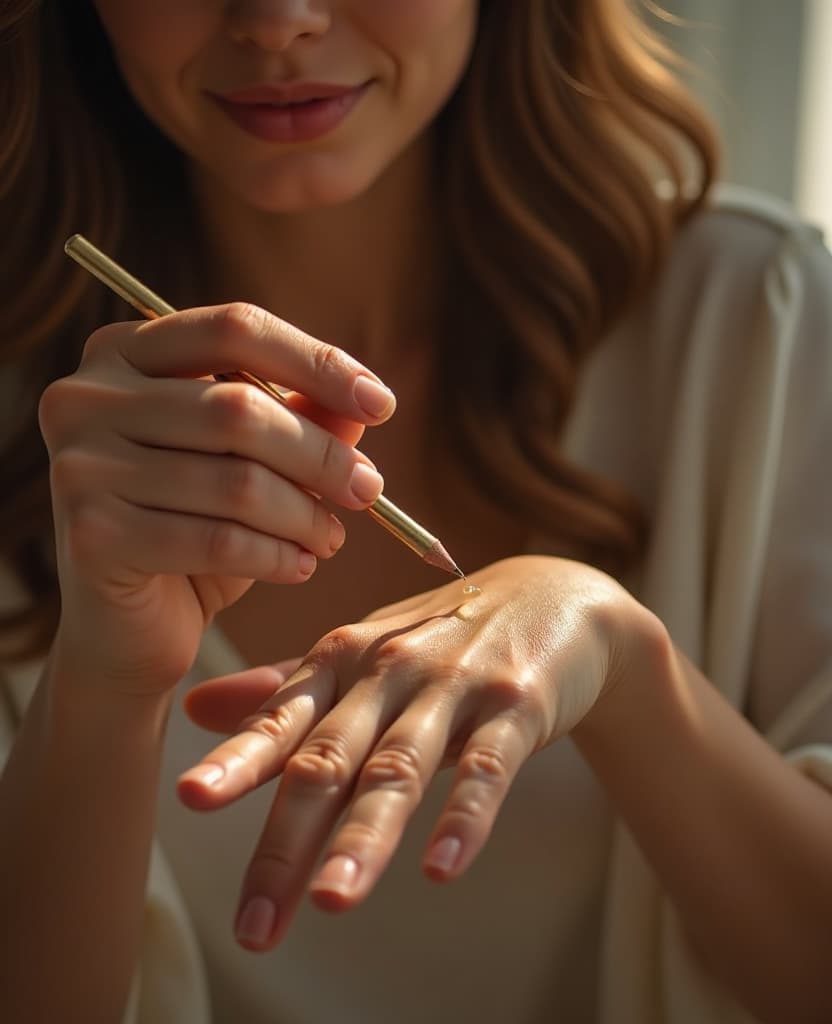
[423,540,465,579]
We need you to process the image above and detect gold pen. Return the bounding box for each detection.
[64,233,464,578]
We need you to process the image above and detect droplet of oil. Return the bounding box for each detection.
[462,584,481,595]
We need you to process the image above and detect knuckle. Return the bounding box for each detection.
[483,673,540,714]
[215,301,272,345]
[203,519,245,563]
[314,624,363,661]
[373,632,417,662]
[62,499,118,565]
[248,845,295,878]
[221,458,264,512]
[310,341,343,382]
[310,498,334,548]
[459,744,509,784]
[317,430,341,480]
[362,744,424,794]
[335,820,386,849]
[284,733,352,791]
[79,322,121,362]
[48,446,93,499]
[38,375,91,445]
[240,704,295,746]
[271,539,304,580]
[205,381,265,440]
[37,377,69,441]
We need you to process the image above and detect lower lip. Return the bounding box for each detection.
[213,84,370,144]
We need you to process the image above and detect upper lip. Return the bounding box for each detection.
[215,82,367,105]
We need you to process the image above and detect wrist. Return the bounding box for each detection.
[43,643,175,745]
[572,599,683,756]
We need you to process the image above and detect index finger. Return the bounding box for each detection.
[116,303,397,424]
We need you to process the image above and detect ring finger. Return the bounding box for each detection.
[113,438,344,559]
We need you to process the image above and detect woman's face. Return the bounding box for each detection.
[92,1,479,211]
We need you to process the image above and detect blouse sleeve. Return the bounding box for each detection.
[744,221,832,768]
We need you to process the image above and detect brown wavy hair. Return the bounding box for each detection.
[0,0,718,660]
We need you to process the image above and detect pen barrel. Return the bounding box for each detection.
[365,494,437,558]
[65,234,174,319]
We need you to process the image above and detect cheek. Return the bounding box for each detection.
[365,0,479,150]
[92,2,209,103]
[359,0,479,87]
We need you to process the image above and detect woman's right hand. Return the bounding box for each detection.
[37,302,396,696]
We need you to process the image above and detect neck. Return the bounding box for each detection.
[190,135,444,369]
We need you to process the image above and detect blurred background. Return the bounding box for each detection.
[657,0,831,236]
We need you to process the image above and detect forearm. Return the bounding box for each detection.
[0,653,172,1024]
[574,618,832,1024]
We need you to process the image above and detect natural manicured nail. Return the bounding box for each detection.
[311,854,359,894]
[235,896,277,947]
[350,463,383,504]
[353,375,396,418]
[181,764,224,788]
[298,550,317,576]
[329,516,346,552]
[425,836,461,874]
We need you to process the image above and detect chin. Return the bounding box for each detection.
[237,157,384,213]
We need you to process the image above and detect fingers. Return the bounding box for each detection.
[307,696,456,911]
[94,303,396,424]
[109,440,346,559]
[116,378,383,512]
[282,392,365,448]
[63,494,320,586]
[226,690,533,951]
[232,681,398,948]
[184,658,303,734]
[45,372,384,513]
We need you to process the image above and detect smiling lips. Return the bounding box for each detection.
[211,81,371,143]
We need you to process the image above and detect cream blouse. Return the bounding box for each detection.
[2,185,831,1023]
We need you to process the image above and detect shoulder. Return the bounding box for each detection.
[662,183,831,305]
[630,184,832,380]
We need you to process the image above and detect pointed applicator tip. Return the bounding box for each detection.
[423,540,465,579]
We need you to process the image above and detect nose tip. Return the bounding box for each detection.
[226,1,330,53]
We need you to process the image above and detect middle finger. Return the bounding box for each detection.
[114,376,384,510]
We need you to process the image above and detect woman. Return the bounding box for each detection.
[1,1,830,1022]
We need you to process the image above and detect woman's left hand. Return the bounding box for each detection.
[178,554,663,949]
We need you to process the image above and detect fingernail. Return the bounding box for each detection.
[182,764,224,787]
[349,463,383,504]
[425,836,461,874]
[329,515,346,552]
[298,550,317,576]
[235,896,277,947]
[311,854,359,894]
[353,375,396,418]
